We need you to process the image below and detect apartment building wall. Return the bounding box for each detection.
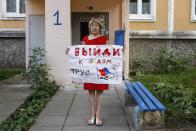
[129,0,196,71]
[129,0,168,31]
[0,0,25,68]
[0,0,25,29]
[174,0,196,31]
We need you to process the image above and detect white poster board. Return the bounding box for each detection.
[68,45,123,84]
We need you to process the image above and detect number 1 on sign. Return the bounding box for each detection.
[53,10,62,25]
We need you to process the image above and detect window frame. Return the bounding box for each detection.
[191,0,196,21]
[129,0,156,21]
[2,0,25,18]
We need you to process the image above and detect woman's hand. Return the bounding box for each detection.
[106,40,109,44]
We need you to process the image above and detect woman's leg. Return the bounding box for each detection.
[88,90,96,118]
[95,90,103,121]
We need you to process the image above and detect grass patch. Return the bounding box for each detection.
[0,68,24,81]
[132,68,196,92]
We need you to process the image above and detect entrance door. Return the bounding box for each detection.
[72,12,109,45]
[29,15,45,53]
[80,22,89,41]
[29,15,45,62]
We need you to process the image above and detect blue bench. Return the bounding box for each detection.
[124,80,166,129]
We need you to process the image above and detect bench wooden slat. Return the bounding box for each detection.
[125,81,150,111]
[131,82,157,111]
[136,82,166,111]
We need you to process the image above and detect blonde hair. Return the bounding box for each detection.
[89,17,103,31]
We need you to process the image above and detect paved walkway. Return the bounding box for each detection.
[1,75,195,131]
[0,75,32,124]
[30,84,132,131]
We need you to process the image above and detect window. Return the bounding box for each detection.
[191,0,196,21]
[129,0,156,21]
[2,0,25,17]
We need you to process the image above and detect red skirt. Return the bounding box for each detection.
[84,83,109,90]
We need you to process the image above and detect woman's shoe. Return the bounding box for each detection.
[88,117,95,125]
[95,119,102,126]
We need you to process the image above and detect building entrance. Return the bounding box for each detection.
[72,12,109,45]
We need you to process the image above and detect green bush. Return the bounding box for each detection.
[132,58,145,74]
[22,47,48,88]
[152,82,196,127]
[153,48,194,73]
[131,49,148,74]
[152,82,184,104]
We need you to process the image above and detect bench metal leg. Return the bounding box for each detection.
[134,106,143,130]
[125,89,136,106]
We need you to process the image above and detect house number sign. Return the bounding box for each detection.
[53,10,62,25]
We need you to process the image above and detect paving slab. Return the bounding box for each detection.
[68,105,91,116]
[76,90,89,95]
[74,94,89,101]
[63,125,95,131]
[0,116,7,123]
[0,75,32,124]
[51,93,75,101]
[30,126,62,131]
[101,99,121,106]
[71,100,90,108]
[0,101,24,115]
[39,101,72,116]
[95,125,130,131]
[32,116,65,127]
[65,115,90,126]
[97,114,127,125]
[0,89,32,102]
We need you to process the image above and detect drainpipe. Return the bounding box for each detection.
[168,0,174,35]
[124,0,130,80]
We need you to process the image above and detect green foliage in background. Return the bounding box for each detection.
[131,47,194,74]
[153,48,194,73]
[131,48,149,75]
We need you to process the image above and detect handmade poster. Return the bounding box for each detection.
[68,45,123,84]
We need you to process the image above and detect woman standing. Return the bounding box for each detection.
[82,17,109,126]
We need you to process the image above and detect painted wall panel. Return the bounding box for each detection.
[174,0,196,31]
[28,0,45,15]
[0,21,25,28]
[129,0,168,31]
[0,0,45,29]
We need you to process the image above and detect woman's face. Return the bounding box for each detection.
[90,22,101,36]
